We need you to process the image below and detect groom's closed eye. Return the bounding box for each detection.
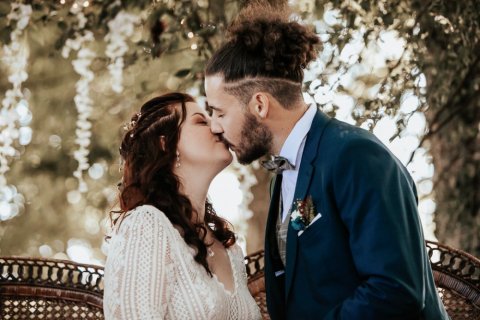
[207,104,224,118]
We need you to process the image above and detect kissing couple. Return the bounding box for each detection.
[103,3,449,320]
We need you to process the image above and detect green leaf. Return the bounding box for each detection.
[0,26,12,45]
[383,13,393,26]
[360,1,370,11]
[0,2,11,16]
[57,20,67,30]
[175,69,191,78]
[32,3,44,11]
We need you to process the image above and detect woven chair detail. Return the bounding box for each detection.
[245,250,270,320]
[426,240,480,319]
[1,241,479,320]
[0,257,104,319]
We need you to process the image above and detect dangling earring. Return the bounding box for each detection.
[176,151,181,168]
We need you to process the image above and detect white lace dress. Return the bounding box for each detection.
[103,204,262,320]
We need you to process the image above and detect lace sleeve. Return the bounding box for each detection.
[110,205,172,319]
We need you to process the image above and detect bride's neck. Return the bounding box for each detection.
[178,178,210,224]
[175,163,220,224]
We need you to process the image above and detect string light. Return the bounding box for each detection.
[191,43,198,50]
[0,3,32,221]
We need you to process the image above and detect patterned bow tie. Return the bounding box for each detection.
[261,156,295,174]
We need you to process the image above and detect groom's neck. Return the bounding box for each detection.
[269,101,309,155]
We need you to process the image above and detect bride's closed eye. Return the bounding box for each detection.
[193,113,211,126]
[197,118,210,126]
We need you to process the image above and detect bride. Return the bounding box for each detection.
[103,92,261,319]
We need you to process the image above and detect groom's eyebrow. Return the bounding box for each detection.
[206,103,222,112]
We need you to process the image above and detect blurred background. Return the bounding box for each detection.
[0,0,478,265]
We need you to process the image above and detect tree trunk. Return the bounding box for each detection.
[417,1,480,256]
[426,94,480,256]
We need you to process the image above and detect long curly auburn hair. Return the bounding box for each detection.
[112,92,236,276]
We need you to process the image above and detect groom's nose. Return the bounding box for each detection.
[210,119,223,134]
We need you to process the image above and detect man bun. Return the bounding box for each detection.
[206,2,320,83]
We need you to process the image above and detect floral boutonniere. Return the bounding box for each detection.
[290,196,317,232]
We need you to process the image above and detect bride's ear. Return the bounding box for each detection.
[159,135,166,151]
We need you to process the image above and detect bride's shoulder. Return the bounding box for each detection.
[228,243,246,259]
[121,204,171,229]
[128,204,165,215]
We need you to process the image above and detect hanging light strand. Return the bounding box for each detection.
[0,3,32,221]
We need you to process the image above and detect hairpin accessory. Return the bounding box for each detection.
[126,112,142,136]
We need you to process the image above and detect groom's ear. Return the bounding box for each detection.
[249,92,269,119]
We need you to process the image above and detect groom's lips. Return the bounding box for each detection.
[226,142,235,152]
[218,135,234,150]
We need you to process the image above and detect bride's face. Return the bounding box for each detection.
[176,102,233,172]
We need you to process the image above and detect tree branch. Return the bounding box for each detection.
[428,49,480,132]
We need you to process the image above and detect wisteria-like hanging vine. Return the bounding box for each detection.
[230,160,259,239]
[0,3,32,221]
[62,3,96,193]
[105,10,141,93]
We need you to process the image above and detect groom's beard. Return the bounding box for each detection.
[235,112,273,165]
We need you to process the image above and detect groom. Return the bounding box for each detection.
[204,5,449,320]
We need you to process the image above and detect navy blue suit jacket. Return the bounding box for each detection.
[264,110,449,320]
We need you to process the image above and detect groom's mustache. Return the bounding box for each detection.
[217,134,233,150]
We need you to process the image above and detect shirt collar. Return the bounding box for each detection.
[279,104,317,166]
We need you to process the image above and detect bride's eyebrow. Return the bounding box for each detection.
[192,112,207,119]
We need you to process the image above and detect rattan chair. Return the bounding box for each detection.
[1,241,479,319]
[243,242,480,320]
[245,250,270,320]
[426,240,480,319]
[0,257,104,319]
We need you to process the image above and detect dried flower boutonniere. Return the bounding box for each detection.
[290,196,318,232]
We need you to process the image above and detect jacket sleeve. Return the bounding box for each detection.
[324,138,427,319]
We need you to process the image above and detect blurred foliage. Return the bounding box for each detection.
[0,0,478,261]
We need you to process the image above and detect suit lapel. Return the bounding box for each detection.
[285,110,331,300]
[265,174,281,262]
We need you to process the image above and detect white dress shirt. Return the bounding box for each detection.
[279,104,317,222]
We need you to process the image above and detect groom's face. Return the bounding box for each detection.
[205,75,272,164]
